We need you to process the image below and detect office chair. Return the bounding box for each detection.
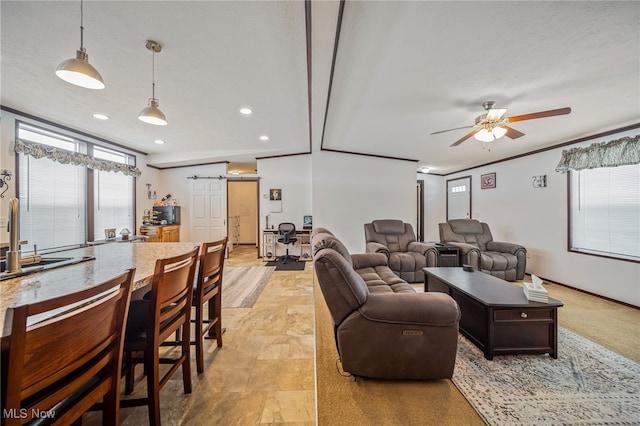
[277,223,299,264]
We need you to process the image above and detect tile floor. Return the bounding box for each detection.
[84,244,316,425]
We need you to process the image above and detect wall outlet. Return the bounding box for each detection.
[0,217,6,228]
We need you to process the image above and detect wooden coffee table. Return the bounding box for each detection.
[423,267,563,360]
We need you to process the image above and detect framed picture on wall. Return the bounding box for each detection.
[481,172,496,189]
[269,188,282,200]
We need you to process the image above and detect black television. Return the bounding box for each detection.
[303,215,312,229]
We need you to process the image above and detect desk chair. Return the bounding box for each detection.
[277,223,299,264]
[2,269,135,426]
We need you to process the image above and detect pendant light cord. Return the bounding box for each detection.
[151,47,156,100]
[79,0,84,51]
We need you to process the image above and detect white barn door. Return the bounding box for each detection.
[189,178,227,245]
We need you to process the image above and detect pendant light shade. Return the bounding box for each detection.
[56,0,105,90]
[139,99,167,126]
[138,40,167,126]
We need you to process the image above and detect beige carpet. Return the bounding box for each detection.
[315,277,640,425]
[222,266,275,308]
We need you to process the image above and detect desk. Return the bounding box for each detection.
[262,229,312,261]
[0,242,199,337]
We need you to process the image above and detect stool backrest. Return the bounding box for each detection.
[2,269,135,425]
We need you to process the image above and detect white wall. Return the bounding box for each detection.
[257,155,312,230]
[312,150,416,253]
[442,134,640,307]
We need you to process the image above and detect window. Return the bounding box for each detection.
[93,146,135,241]
[16,122,135,251]
[569,164,640,261]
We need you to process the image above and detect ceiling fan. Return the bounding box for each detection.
[431,101,571,147]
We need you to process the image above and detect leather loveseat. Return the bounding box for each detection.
[364,219,437,283]
[312,227,460,380]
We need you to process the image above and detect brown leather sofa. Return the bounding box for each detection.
[439,219,527,281]
[312,227,460,380]
[364,219,437,283]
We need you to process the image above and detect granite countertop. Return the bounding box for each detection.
[0,242,199,336]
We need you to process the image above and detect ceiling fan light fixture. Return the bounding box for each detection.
[138,40,167,126]
[492,126,507,139]
[55,0,105,90]
[474,128,495,143]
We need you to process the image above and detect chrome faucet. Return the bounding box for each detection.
[6,198,23,273]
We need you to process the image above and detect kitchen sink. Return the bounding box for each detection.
[0,256,95,280]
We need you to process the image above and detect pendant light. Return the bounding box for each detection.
[138,40,167,126]
[55,0,105,90]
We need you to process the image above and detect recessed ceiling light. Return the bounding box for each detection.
[154,139,165,145]
[259,135,269,141]
[92,113,109,120]
[239,108,252,115]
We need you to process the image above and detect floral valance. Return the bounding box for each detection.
[555,135,640,173]
[13,139,141,177]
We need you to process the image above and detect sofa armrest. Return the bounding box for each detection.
[365,242,390,258]
[407,241,437,256]
[486,241,526,255]
[351,253,388,269]
[359,292,460,325]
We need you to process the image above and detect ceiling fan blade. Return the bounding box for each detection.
[506,107,571,123]
[503,125,525,139]
[450,129,479,147]
[430,125,474,135]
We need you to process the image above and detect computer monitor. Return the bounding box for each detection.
[303,215,312,229]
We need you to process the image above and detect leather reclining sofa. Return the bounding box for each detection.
[312,227,461,380]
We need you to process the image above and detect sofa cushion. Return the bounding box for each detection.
[356,265,415,294]
[449,219,484,234]
[372,219,406,235]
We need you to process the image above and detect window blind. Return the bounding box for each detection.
[570,164,640,260]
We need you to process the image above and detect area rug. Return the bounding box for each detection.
[452,327,640,425]
[265,259,306,271]
[221,266,275,308]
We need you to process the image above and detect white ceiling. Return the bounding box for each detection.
[2,1,639,174]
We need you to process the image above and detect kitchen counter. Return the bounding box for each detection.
[0,242,199,336]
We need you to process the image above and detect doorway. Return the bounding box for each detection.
[446,176,472,221]
[227,180,259,250]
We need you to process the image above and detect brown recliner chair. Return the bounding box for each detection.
[439,219,527,281]
[364,219,437,283]
[312,228,460,380]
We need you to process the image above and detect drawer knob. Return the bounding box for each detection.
[520,312,528,319]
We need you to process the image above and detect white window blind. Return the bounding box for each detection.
[18,130,87,251]
[93,147,134,240]
[570,164,640,260]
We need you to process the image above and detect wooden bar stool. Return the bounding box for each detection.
[121,247,199,426]
[1,269,135,426]
[193,238,227,373]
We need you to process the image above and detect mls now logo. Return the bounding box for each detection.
[3,408,55,420]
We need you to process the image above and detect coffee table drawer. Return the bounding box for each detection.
[494,308,554,322]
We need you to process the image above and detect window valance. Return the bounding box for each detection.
[13,139,141,177]
[555,135,640,173]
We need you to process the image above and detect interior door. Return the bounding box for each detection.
[446,176,471,220]
[189,178,227,244]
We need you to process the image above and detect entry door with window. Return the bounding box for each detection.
[189,179,227,244]
[446,176,471,220]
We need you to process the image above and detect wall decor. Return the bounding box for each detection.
[269,188,282,200]
[481,172,496,189]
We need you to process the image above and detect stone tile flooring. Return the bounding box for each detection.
[84,244,316,425]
